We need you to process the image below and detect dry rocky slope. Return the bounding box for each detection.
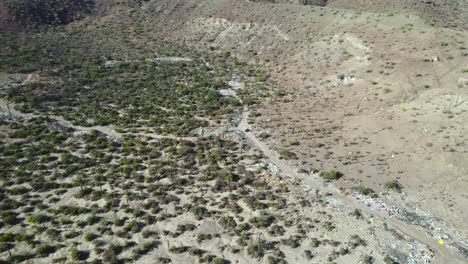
[252,0,466,29]
[147,0,468,258]
[1,0,467,263]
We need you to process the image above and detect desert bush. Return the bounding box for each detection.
[210,257,227,264]
[384,180,403,192]
[156,258,172,264]
[246,239,266,258]
[304,249,314,259]
[102,243,123,263]
[383,256,399,264]
[319,170,342,181]
[244,196,268,210]
[132,240,159,256]
[266,255,287,264]
[64,230,80,239]
[84,232,98,241]
[71,249,89,261]
[278,149,297,159]
[123,220,143,233]
[282,235,301,248]
[188,247,205,256]
[0,233,15,242]
[268,225,285,236]
[27,213,50,224]
[218,216,237,230]
[36,244,56,256]
[56,206,90,215]
[196,234,213,243]
[2,211,20,225]
[361,255,375,264]
[169,246,189,254]
[348,235,366,249]
[5,0,94,26]
[0,242,14,253]
[310,238,321,248]
[176,223,197,233]
[191,206,209,220]
[354,185,377,197]
[249,211,275,228]
[350,209,362,219]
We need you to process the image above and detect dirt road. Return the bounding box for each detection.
[0,99,198,142]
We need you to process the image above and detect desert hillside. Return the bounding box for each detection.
[150,0,468,225]
[0,0,467,263]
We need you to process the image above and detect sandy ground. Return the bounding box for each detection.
[1,1,467,262]
[141,0,468,260]
[1,69,463,263]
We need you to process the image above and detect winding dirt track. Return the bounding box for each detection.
[236,107,466,264]
[0,100,197,142]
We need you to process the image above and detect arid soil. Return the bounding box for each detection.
[146,0,468,258]
[1,0,467,263]
[1,72,461,263]
[253,0,467,29]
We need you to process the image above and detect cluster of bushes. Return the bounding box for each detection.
[0,17,265,136]
[5,0,94,26]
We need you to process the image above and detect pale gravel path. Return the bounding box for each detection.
[0,99,197,142]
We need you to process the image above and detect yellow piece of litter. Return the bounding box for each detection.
[438,240,444,245]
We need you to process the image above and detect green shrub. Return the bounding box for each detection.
[210,257,227,264]
[246,239,266,258]
[278,149,297,159]
[64,230,80,239]
[354,185,376,197]
[56,206,90,215]
[169,246,189,254]
[191,206,209,220]
[218,216,237,230]
[281,236,301,248]
[0,242,14,253]
[36,244,56,256]
[267,255,287,264]
[361,255,375,264]
[319,170,342,181]
[132,240,159,256]
[71,249,89,261]
[6,0,94,26]
[0,233,15,242]
[310,238,320,248]
[384,180,403,192]
[348,235,366,249]
[384,256,399,264]
[304,249,314,260]
[27,213,50,224]
[249,212,275,228]
[84,232,98,241]
[2,211,20,225]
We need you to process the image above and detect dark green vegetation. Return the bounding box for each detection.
[0,115,372,263]
[0,6,277,263]
[384,180,403,192]
[319,169,342,181]
[0,3,396,263]
[354,185,377,198]
[4,0,94,26]
[0,14,267,136]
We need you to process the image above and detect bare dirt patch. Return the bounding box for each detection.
[148,0,468,260]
